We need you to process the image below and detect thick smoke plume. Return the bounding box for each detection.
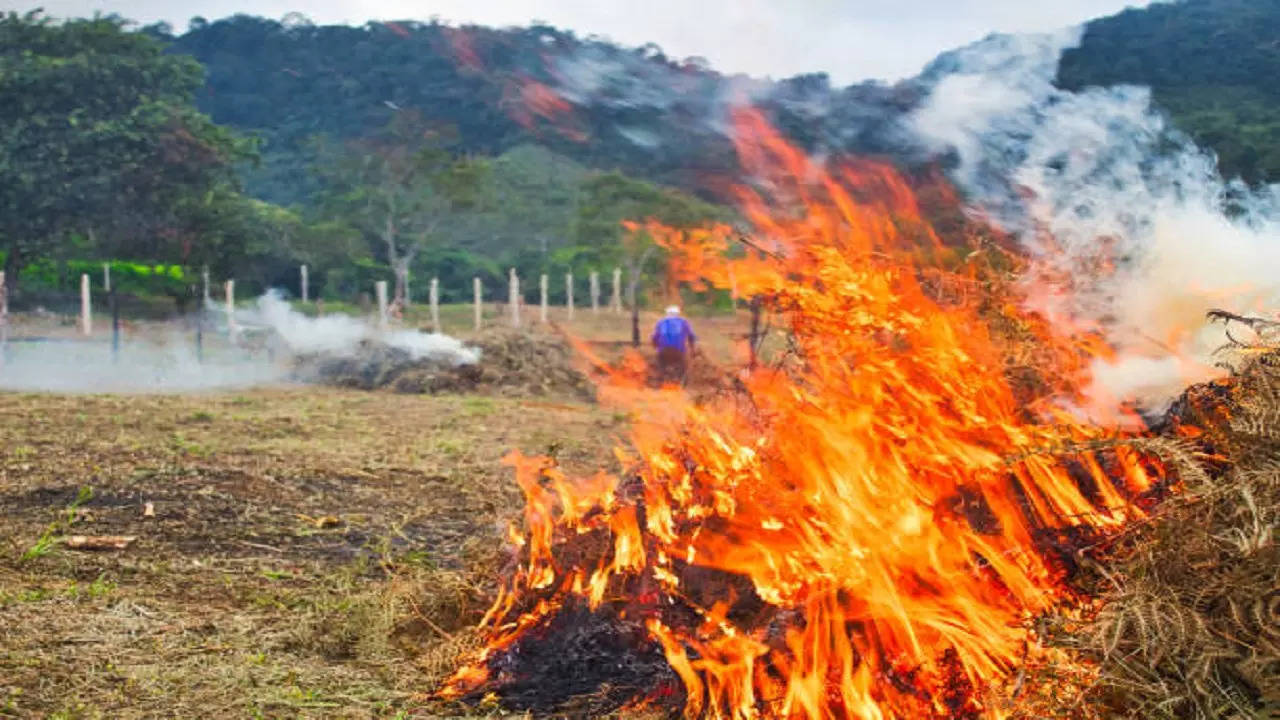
[908,29,1280,412]
[0,291,477,393]
[512,23,1280,413]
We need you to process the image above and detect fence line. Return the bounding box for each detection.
[6,264,634,345]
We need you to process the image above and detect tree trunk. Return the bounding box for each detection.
[628,266,641,348]
[3,245,20,294]
[392,258,409,305]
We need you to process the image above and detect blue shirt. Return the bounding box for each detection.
[652,316,696,351]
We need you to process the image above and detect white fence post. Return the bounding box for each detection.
[0,271,7,369]
[224,279,236,336]
[80,274,92,336]
[300,264,309,303]
[202,266,210,306]
[611,267,622,314]
[102,263,111,293]
[473,276,482,331]
[429,277,440,333]
[508,268,520,327]
[565,272,574,322]
[590,271,599,314]
[539,274,548,324]
[375,280,389,329]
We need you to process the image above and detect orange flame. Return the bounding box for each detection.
[442,109,1167,718]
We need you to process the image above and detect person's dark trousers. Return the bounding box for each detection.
[656,346,688,385]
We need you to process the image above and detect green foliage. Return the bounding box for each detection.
[0,12,728,308]
[0,10,260,292]
[1058,0,1280,184]
[159,15,747,205]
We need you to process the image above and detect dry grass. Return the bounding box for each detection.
[1039,341,1280,720]
[0,388,624,718]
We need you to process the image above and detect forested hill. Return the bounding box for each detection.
[1057,0,1280,184]
[158,15,911,206]
[167,1,1280,206]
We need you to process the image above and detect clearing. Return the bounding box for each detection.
[0,386,625,718]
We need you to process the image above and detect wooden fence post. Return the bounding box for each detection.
[590,271,599,314]
[202,266,210,306]
[0,271,7,369]
[224,279,237,336]
[80,274,92,336]
[611,267,622,314]
[429,277,440,333]
[103,263,111,293]
[508,268,520,327]
[300,264,309,303]
[375,280,389,329]
[111,285,120,362]
[539,274,548,324]
[473,277,482,331]
[565,272,574,322]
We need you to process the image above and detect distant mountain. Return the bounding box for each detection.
[159,1,1280,208]
[1057,0,1280,184]
[157,15,914,206]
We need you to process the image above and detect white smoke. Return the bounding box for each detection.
[247,291,479,365]
[907,29,1280,414]
[0,290,477,393]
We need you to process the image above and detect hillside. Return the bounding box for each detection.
[163,1,1280,206]
[1058,0,1280,184]
[158,15,911,206]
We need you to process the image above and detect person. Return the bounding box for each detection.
[651,305,696,385]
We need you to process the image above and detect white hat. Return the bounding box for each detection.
[665,305,680,316]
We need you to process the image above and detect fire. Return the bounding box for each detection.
[441,110,1168,718]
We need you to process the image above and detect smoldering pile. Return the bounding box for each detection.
[292,329,593,399]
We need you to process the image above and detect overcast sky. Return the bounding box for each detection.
[26,1,1152,84]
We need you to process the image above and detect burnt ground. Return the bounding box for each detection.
[0,388,626,719]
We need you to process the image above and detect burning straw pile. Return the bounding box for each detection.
[425,113,1276,719]
[1042,311,1279,719]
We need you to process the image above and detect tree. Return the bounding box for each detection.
[570,172,728,344]
[0,11,253,286]
[315,111,486,304]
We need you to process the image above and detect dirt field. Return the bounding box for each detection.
[0,387,627,719]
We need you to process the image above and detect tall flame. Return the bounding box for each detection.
[442,110,1167,718]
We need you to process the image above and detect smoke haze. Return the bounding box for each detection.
[0,291,477,393]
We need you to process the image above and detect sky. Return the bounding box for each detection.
[27,0,1153,84]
